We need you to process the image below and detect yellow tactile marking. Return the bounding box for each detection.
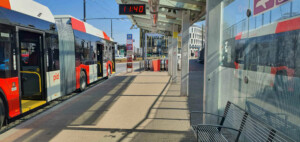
[22,100,46,113]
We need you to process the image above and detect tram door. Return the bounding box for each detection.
[97,44,103,78]
[19,30,45,100]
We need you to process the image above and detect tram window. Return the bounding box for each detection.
[20,42,40,66]
[46,34,59,71]
[75,39,82,67]
[80,40,84,61]
[90,42,96,61]
[0,25,17,78]
[83,41,89,62]
[0,41,10,71]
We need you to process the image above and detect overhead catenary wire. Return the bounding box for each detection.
[88,0,114,16]
[82,0,138,43]
[83,0,113,36]
[101,0,117,13]
[86,0,110,18]
[85,17,130,38]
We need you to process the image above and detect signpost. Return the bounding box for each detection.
[127,34,133,73]
[118,4,146,72]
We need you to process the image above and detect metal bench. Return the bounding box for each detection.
[246,101,300,141]
[190,101,295,142]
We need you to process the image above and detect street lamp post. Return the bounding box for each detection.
[83,0,86,22]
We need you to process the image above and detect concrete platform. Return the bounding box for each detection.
[0,71,196,142]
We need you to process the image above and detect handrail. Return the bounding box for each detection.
[20,71,42,93]
[97,62,102,73]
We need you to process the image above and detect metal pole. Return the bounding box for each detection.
[290,2,293,17]
[255,17,256,29]
[111,19,113,38]
[144,34,148,70]
[262,13,264,26]
[141,30,144,60]
[202,25,204,50]
[84,0,86,22]
[270,10,272,23]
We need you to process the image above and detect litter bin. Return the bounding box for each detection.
[152,60,160,72]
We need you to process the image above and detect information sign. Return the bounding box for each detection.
[126,34,134,72]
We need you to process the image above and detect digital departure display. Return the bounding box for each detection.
[119,4,146,15]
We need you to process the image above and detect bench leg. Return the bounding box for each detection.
[196,128,199,142]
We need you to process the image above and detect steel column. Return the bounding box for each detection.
[172,24,178,82]
[168,36,173,75]
[144,34,148,70]
[181,10,190,96]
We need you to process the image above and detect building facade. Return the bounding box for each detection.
[117,44,126,56]
[189,25,205,57]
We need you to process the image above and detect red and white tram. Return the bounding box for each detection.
[0,0,115,128]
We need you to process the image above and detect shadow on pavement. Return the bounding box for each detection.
[125,59,204,142]
[0,60,204,142]
[0,75,136,142]
[188,59,205,126]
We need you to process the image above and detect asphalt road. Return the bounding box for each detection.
[115,62,141,74]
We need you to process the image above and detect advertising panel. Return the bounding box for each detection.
[253,0,291,16]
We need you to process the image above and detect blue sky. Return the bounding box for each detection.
[36,0,140,48]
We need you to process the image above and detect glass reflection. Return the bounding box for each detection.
[218,0,300,141]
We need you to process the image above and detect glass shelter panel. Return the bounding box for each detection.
[206,0,300,141]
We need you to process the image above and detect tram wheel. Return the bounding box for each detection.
[0,98,5,129]
[79,71,87,92]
